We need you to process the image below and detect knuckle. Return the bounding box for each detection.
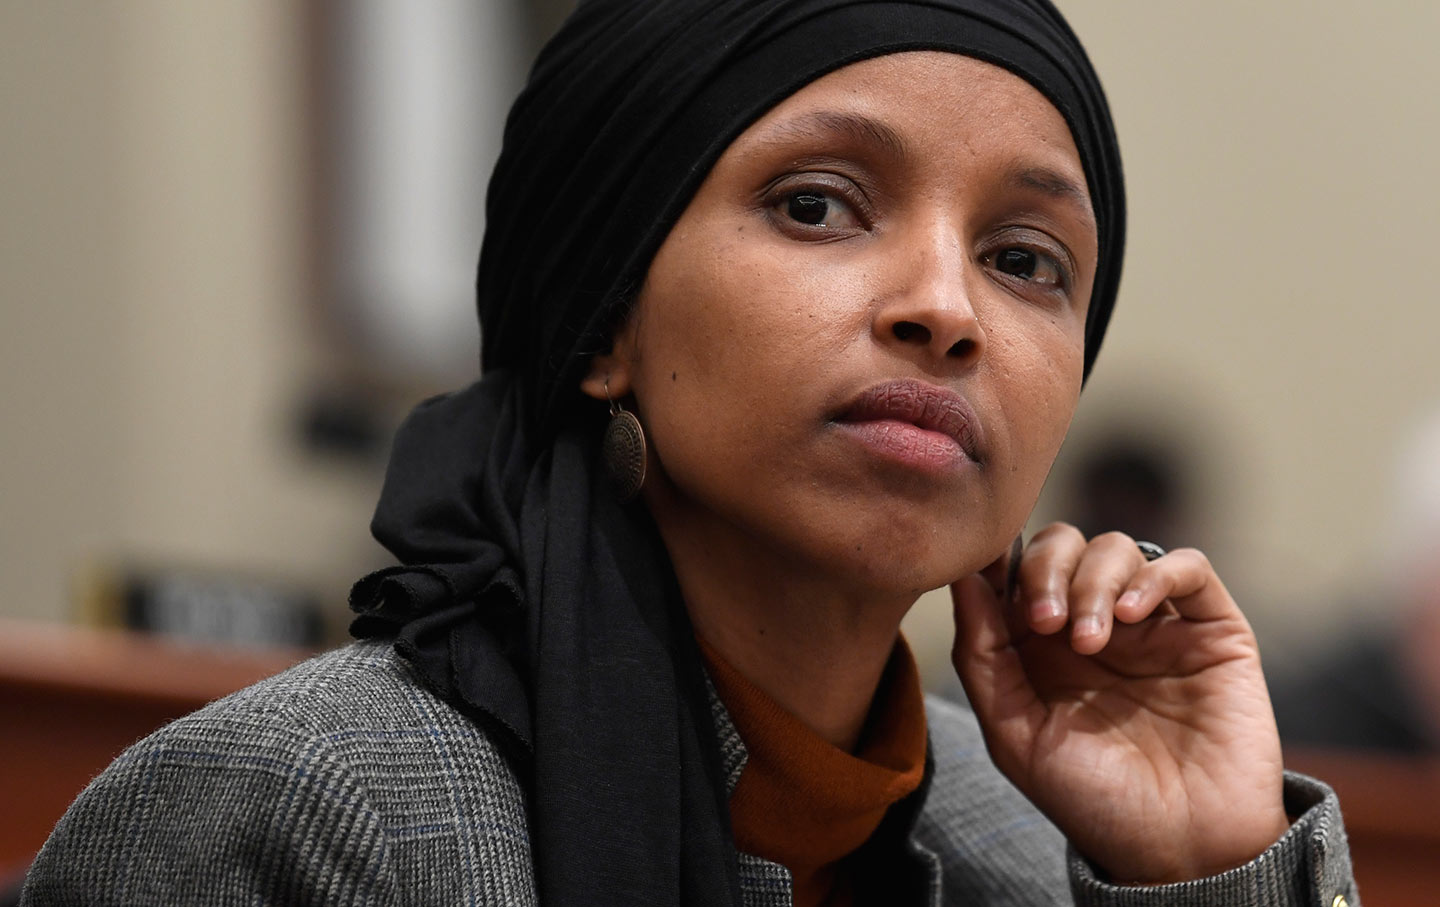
[1070,567,1127,603]
[1170,546,1212,572]
[1130,563,1161,590]
[1092,530,1136,552]
[1031,521,1084,547]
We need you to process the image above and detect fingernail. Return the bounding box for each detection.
[1074,616,1103,638]
[1028,597,1063,624]
[1116,590,1140,612]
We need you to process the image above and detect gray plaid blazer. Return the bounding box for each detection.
[22,641,1357,906]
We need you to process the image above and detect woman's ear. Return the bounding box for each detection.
[579,315,639,403]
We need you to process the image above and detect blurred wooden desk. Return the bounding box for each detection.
[1286,748,1440,906]
[0,618,311,877]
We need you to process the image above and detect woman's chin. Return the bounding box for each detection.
[812,530,993,606]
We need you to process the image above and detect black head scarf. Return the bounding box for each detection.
[350,2,1125,905]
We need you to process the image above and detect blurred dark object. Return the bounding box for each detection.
[0,867,21,907]
[1269,409,1440,755]
[0,619,311,881]
[1064,436,1191,552]
[80,564,324,649]
[1271,631,1437,753]
[296,385,389,462]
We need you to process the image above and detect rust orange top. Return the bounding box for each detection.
[700,636,928,907]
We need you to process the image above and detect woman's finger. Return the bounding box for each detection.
[1066,531,1145,653]
[950,572,1045,763]
[1014,523,1087,635]
[1114,547,1234,623]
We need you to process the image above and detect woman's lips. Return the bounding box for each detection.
[833,379,982,472]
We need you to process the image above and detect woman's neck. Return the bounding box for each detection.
[656,510,917,752]
[693,610,899,752]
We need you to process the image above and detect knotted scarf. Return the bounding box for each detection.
[350,2,1125,905]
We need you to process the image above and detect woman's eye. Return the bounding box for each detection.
[772,186,864,231]
[787,192,832,225]
[991,247,1067,289]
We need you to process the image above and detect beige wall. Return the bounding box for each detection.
[2,2,384,628]
[1058,0,1440,601]
[3,4,124,623]
[5,4,1438,659]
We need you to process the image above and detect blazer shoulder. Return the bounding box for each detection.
[198,639,458,733]
[22,641,536,907]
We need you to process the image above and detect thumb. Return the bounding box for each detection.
[951,571,1012,668]
[951,572,1044,758]
[977,535,1023,600]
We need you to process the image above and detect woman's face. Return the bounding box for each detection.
[585,51,1098,601]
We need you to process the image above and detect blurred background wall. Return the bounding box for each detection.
[3,1,1438,662]
[1031,0,1440,654]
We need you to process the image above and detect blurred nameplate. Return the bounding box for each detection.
[84,565,323,649]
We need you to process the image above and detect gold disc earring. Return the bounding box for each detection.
[602,381,647,501]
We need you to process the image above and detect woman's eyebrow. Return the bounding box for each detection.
[764,110,911,161]
[1007,165,1096,229]
[759,114,1096,229]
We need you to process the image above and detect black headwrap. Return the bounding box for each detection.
[350,2,1125,905]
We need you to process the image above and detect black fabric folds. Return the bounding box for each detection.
[350,2,1126,905]
[352,377,740,905]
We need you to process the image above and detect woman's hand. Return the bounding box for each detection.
[949,522,1290,885]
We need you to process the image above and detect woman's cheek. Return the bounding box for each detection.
[992,352,1082,501]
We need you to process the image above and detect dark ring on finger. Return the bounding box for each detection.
[1136,540,1167,562]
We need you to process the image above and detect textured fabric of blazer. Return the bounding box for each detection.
[22,641,1358,906]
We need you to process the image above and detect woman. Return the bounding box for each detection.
[23,1,1356,905]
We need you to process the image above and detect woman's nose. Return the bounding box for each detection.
[872,234,985,367]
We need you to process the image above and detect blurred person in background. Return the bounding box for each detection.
[1271,409,1440,753]
[22,1,1357,905]
[1063,434,1195,554]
